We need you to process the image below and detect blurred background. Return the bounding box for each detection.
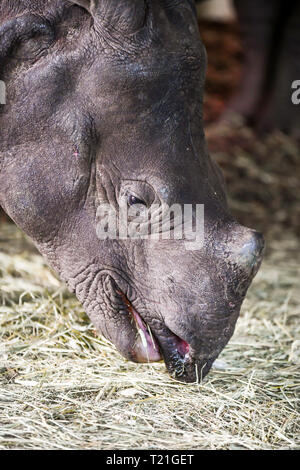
[198,0,300,249]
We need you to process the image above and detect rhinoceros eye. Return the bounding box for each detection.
[4,16,55,61]
[128,195,147,207]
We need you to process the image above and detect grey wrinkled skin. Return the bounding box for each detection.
[0,0,264,382]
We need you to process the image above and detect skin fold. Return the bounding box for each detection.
[0,0,264,382]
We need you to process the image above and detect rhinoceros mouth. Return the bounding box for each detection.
[117,290,194,379]
[117,290,162,363]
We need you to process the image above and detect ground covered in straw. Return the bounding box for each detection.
[0,221,299,450]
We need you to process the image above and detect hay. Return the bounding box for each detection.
[0,222,299,450]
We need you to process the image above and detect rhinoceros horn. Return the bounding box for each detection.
[68,0,147,35]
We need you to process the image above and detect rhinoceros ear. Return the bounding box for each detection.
[67,0,147,35]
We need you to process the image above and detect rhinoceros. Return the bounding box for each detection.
[0,0,264,382]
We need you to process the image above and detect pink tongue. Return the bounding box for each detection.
[176,337,190,358]
[131,309,162,363]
